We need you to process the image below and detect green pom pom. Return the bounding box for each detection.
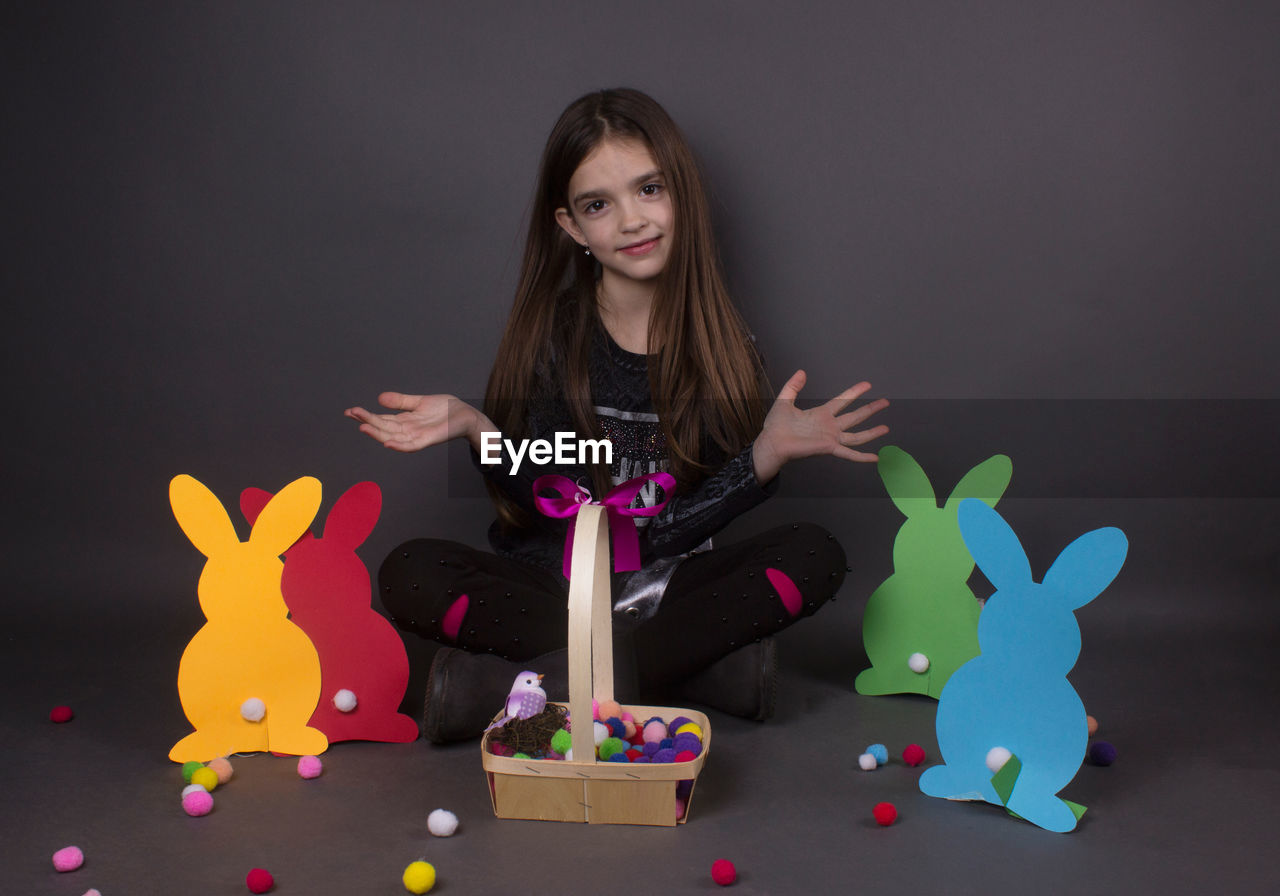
[598,737,626,761]
[513,752,530,759]
[551,728,572,755]
[181,761,204,783]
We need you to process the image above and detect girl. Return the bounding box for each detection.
[346,88,887,742]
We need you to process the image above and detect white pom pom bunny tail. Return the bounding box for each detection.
[333,689,358,712]
[240,697,266,722]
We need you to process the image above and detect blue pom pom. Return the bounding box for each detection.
[659,737,674,750]
[606,717,626,738]
[676,779,693,799]
[1089,741,1117,766]
[607,752,629,762]
[867,743,889,765]
[673,732,703,756]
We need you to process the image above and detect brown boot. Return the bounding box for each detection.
[422,647,569,744]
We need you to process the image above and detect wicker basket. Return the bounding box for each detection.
[481,503,711,825]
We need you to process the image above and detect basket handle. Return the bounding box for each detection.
[567,503,613,763]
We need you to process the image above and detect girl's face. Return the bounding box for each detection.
[555,137,674,291]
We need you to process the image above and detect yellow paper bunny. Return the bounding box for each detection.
[168,474,329,762]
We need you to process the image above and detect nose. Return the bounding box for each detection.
[617,197,647,233]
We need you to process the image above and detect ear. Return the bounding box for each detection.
[877,446,937,516]
[1042,526,1128,610]
[555,207,587,248]
[248,476,322,557]
[958,498,1032,591]
[239,486,274,527]
[321,481,381,548]
[944,454,1012,511]
[170,474,240,558]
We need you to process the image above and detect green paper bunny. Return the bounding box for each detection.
[854,446,1012,699]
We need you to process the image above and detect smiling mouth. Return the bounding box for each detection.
[619,237,660,256]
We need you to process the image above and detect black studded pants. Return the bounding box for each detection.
[379,523,845,687]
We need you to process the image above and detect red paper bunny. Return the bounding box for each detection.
[241,481,419,744]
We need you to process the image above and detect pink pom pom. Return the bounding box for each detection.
[297,755,323,779]
[902,744,927,767]
[246,867,274,893]
[52,845,84,872]
[50,705,74,723]
[182,789,214,816]
[711,858,737,886]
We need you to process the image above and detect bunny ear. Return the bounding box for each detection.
[170,474,240,558]
[248,476,322,557]
[878,446,938,515]
[943,454,1012,511]
[239,487,274,527]
[957,498,1032,590]
[1042,526,1128,610]
[321,481,381,548]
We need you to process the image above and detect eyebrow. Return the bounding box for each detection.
[571,169,664,207]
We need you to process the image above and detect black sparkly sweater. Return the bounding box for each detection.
[474,327,777,578]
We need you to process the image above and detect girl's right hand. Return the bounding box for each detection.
[344,392,494,453]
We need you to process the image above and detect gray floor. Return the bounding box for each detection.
[4,500,1277,894]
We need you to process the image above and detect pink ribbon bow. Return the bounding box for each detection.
[533,472,677,579]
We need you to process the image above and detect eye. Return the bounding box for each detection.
[640,182,664,197]
[583,199,607,214]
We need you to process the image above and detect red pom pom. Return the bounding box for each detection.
[902,743,926,767]
[246,868,274,893]
[873,802,898,826]
[50,705,74,723]
[711,858,737,886]
[625,749,643,761]
[675,749,696,763]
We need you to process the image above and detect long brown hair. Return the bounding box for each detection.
[485,88,769,526]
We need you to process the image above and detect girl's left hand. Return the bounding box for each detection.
[752,370,889,484]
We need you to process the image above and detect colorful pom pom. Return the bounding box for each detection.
[668,716,692,734]
[902,743,926,767]
[182,788,214,816]
[427,808,459,837]
[403,860,436,893]
[190,766,219,792]
[297,755,323,779]
[240,697,266,722]
[333,688,358,712]
[866,743,888,765]
[207,757,234,784]
[181,760,204,783]
[672,732,703,756]
[550,728,572,755]
[653,747,677,763]
[711,858,737,886]
[592,721,609,745]
[873,802,898,826]
[50,705,74,723]
[642,720,667,744]
[1087,715,1099,736]
[246,867,274,893]
[675,721,703,739]
[986,746,1012,774]
[605,717,626,738]
[52,845,84,872]
[858,753,878,771]
[675,749,696,763]
[598,737,626,761]
[182,783,207,798]
[1089,741,1117,766]
[597,699,622,721]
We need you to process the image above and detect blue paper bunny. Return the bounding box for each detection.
[919,499,1128,832]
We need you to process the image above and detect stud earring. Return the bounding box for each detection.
[584,246,591,256]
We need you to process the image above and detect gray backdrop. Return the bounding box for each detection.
[5,1,1277,622]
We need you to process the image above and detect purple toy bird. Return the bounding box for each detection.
[484,670,547,732]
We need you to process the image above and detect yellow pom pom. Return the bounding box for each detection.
[190,767,219,792]
[675,722,703,739]
[403,860,436,894]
